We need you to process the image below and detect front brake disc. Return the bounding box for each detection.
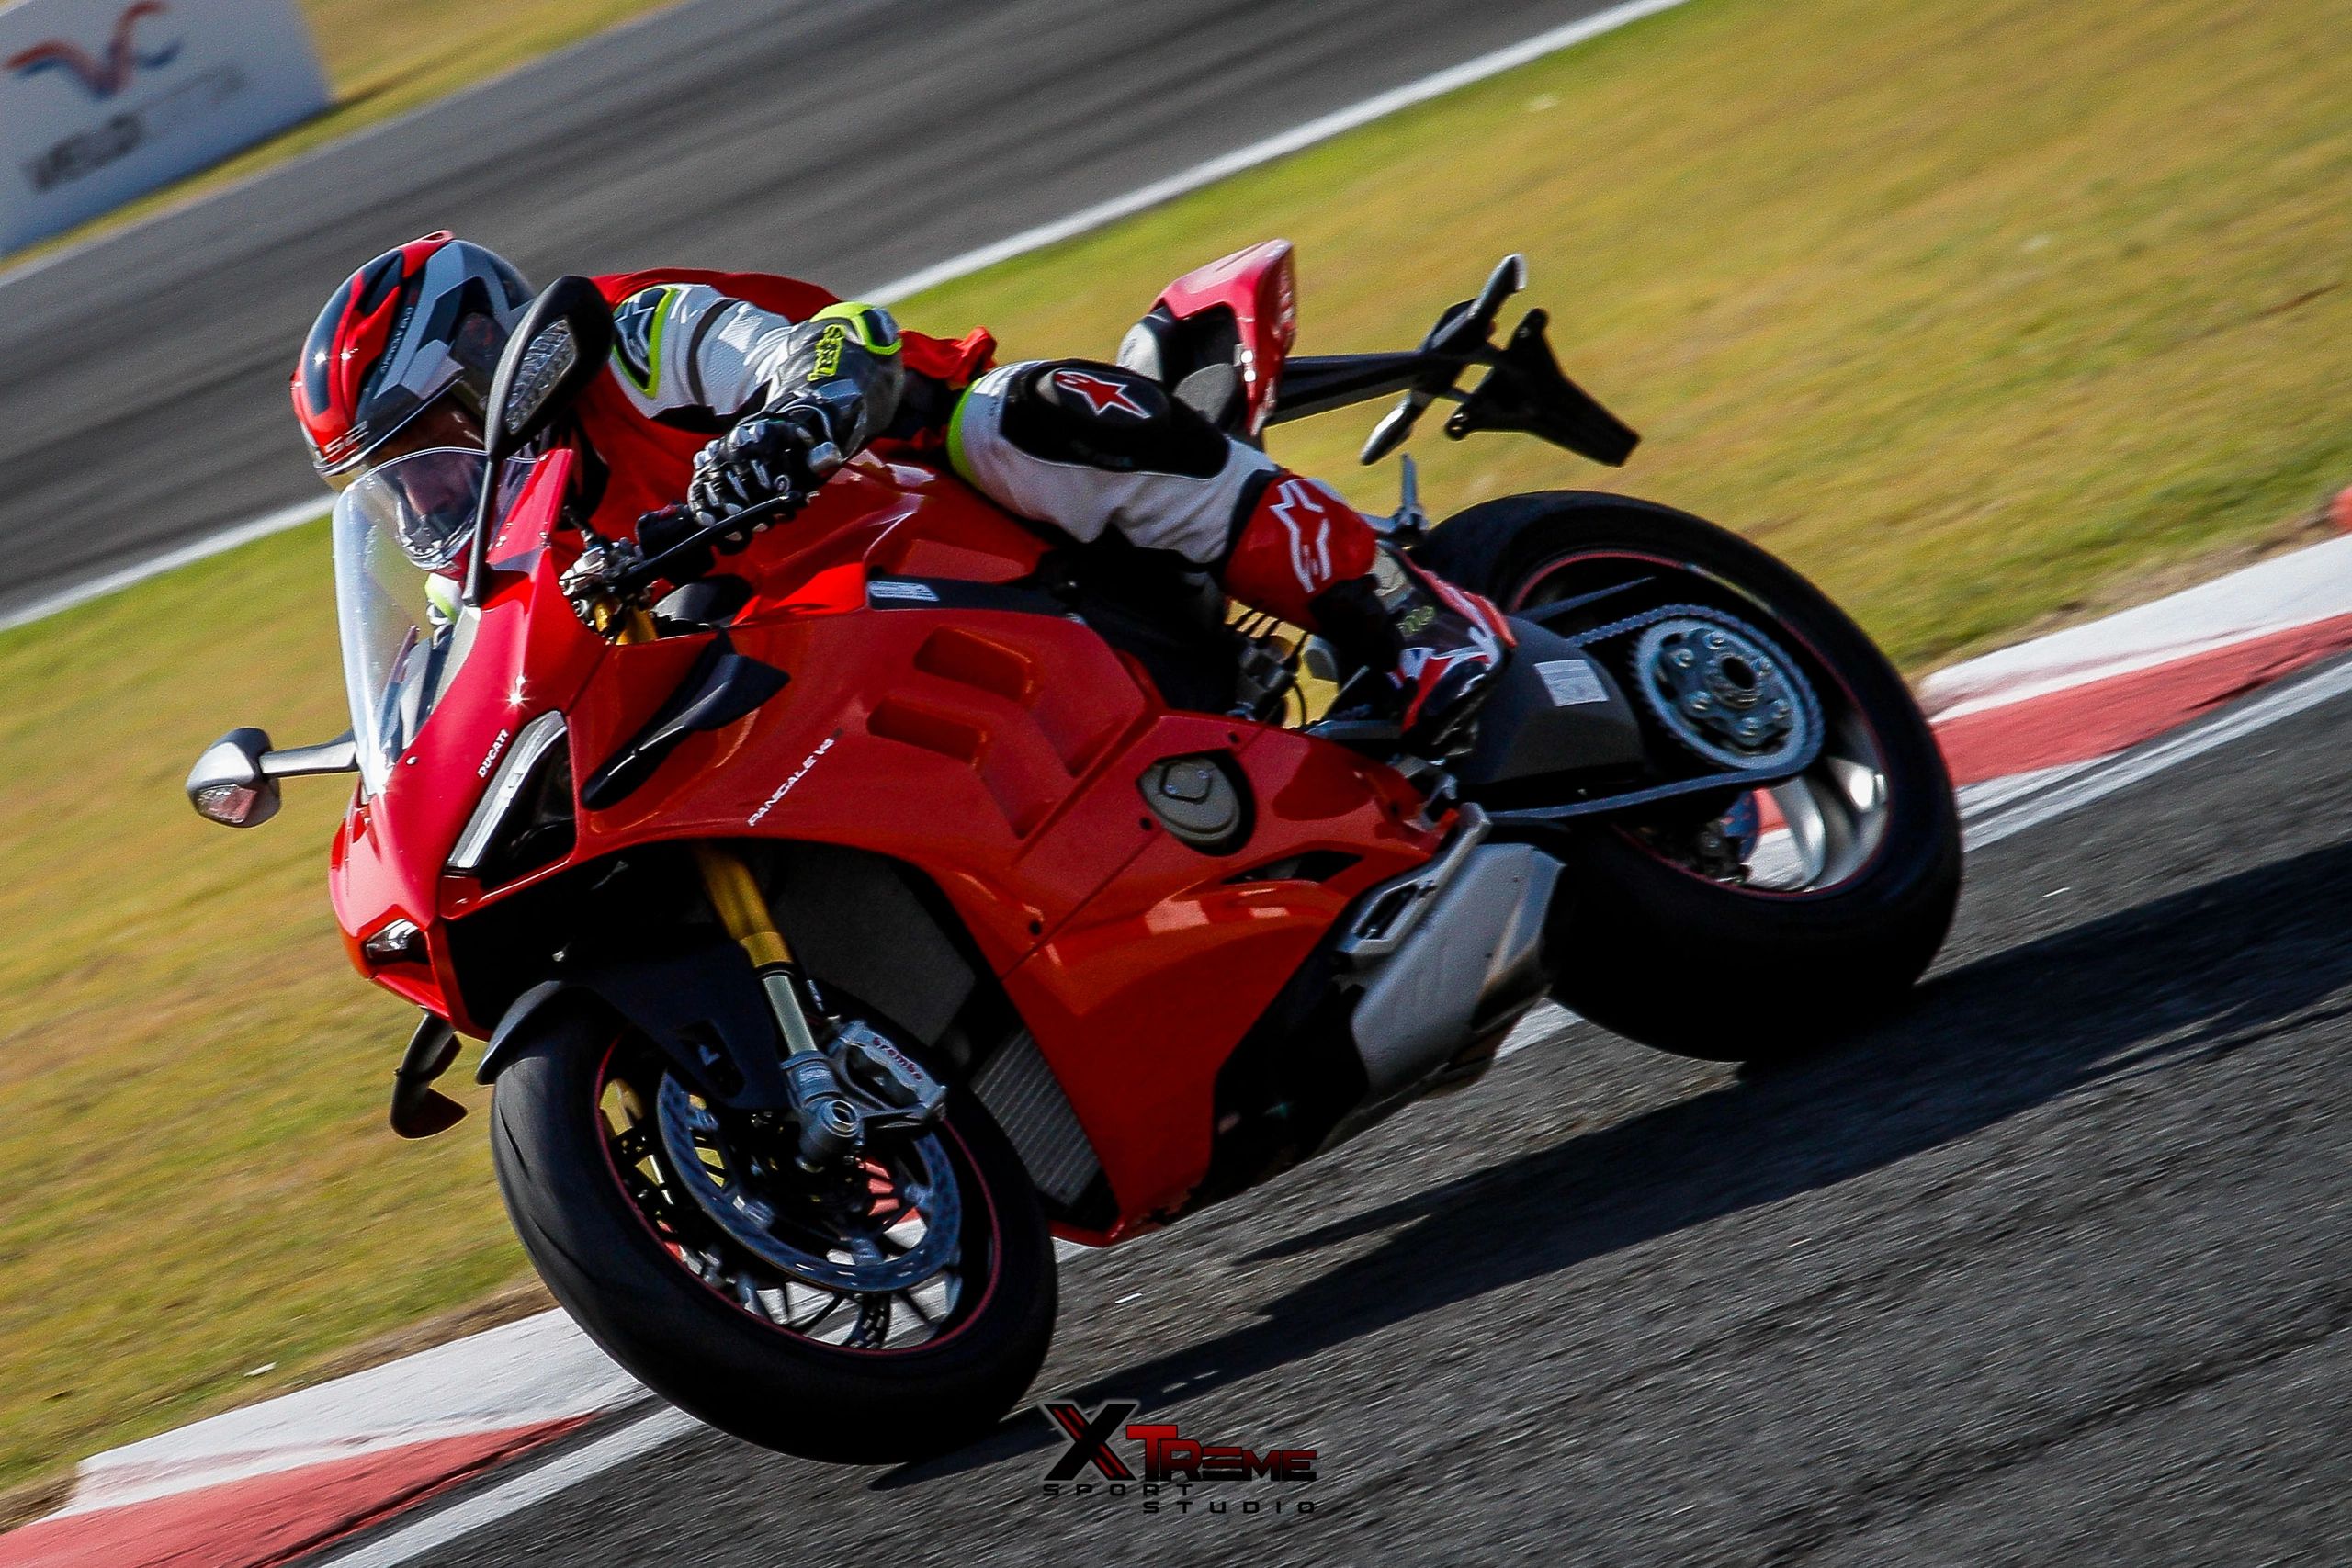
[654,1074,962,1294]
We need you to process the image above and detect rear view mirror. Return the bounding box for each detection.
[186,728,360,828]
[465,276,613,607]
[487,276,614,462]
[187,728,280,828]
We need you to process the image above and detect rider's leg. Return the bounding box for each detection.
[948,359,1511,753]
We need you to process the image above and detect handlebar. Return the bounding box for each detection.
[609,491,805,594]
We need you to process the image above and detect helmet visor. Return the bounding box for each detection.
[323,398,487,493]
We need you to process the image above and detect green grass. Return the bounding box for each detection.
[903,0,2352,668]
[8,0,682,266]
[0,528,526,1499]
[6,0,2352,1501]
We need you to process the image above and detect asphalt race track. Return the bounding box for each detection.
[25,2,2352,1560]
[0,0,1633,624]
[326,663,2352,1566]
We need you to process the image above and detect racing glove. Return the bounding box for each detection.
[686,407,837,532]
[686,303,909,533]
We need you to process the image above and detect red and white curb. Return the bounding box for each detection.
[0,1315,640,1568]
[1924,532,2352,786]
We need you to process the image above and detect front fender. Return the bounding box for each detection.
[476,938,791,1109]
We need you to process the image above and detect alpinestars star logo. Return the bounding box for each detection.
[1052,369,1153,420]
[1268,476,1345,595]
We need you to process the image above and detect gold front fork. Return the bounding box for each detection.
[607,603,846,1153]
[596,602,659,642]
[692,842,822,1059]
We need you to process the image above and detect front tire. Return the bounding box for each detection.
[490,1001,1057,1464]
[1417,491,1961,1064]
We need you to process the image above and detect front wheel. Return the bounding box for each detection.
[1416,491,1962,1064]
[490,1001,1057,1464]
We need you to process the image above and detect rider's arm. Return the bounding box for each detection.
[610,283,907,458]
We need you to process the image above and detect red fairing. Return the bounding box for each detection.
[327,445,1445,1235]
[1001,728,1431,1227]
[331,452,607,1028]
[1151,239,1299,436]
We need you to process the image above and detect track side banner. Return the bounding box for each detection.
[0,0,329,253]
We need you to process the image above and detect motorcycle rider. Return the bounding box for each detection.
[291,232,1511,753]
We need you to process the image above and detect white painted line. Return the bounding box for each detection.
[1965,655,2352,850]
[311,1405,698,1568]
[1498,1000,1578,1059]
[1951,758,2111,819]
[1,0,1696,640]
[0,497,325,636]
[863,0,1698,302]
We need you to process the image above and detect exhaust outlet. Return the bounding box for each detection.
[1341,840,1561,1107]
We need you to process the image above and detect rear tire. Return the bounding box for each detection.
[490,1001,1056,1463]
[1417,491,1961,1064]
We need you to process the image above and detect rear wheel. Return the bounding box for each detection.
[1416,491,1961,1064]
[490,1001,1056,1463]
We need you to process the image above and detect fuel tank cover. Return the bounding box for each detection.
[1138,752,1251,853]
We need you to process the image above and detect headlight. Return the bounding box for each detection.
[362,919,426,965]
[448,711,571,877]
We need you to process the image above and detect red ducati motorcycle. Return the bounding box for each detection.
[188,243,1959,1462]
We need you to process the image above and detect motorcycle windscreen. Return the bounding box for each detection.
[331,449,537,793]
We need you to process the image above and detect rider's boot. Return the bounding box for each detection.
[1222,474,1513,757]
[1310,548,1514,757]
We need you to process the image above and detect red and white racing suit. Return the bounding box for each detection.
[571,270,1509,748]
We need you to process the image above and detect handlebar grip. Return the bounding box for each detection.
[621,491,803,590]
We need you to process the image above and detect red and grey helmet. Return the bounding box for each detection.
[291,231,534,481]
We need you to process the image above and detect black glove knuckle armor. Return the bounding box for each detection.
[681,300,907,550]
